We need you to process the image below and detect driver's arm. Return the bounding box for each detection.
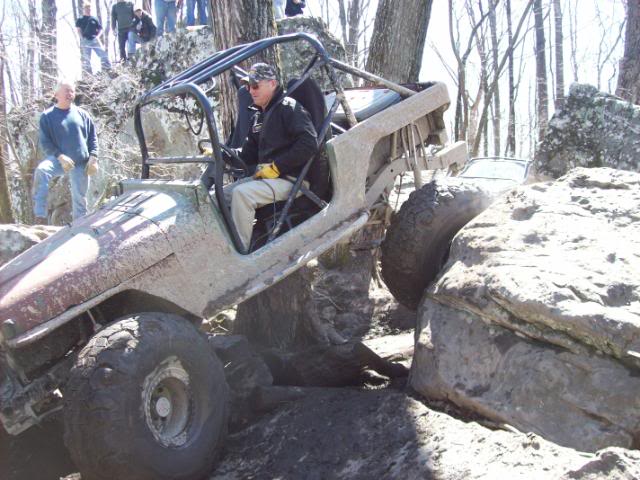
[237,122,259,174]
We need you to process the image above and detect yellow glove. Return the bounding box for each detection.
[201,146,213,156]
[254,162,280,180]
[85,156,99,176]
[58,154,75,172]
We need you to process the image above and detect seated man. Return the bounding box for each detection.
[226,63,318,252]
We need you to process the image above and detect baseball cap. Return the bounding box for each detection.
[246,63,277,85]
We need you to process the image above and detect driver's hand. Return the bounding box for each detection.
[201,146,213,156]
[254,162,280,180]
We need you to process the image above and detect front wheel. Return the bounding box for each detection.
[64,313,229,480]
[381,178,495,310]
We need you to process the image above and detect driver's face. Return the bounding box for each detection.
[249,79,277,109]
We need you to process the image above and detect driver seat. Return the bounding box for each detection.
[250,77,331,251]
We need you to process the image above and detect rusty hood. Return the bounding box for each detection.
[0,190,179,337]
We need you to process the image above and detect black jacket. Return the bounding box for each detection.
[239,87,318,178]
[285,0,305,17]
[133,11,156,42]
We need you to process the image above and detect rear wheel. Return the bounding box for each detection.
[381,178,495,310]
[64,313,228,480]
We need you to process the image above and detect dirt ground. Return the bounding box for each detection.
[1,417,77,479]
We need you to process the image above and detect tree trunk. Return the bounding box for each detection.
[346,0,362,66]
[234,266,346,350]
[338,0,348,52]
[533,0,548,141]
[40,0,58,96]
[210,0,279,139]
[553,0,564,109]
[505,0,516,156]
[365,0,434,83]
[488,0,501,155]
[616,0,640,104]
[0,33,14,224]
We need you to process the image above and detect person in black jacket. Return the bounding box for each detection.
[285,0,305,17]
[133,7,157,43]
[225,63,318,251]
[76,2,111,74]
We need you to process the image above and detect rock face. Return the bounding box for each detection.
[277,16,351,89]
[535,84,640,178]
[0,224,61,267]
[210,388,640,479]
[411,167,640,452]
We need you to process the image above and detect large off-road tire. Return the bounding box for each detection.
[381,178,495,310]
[63,313,229,480]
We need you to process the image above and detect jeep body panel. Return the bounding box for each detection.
[0,204,172,339]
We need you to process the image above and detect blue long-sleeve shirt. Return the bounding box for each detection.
[39,104,98,165]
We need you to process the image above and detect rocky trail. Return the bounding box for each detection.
[3,383,639,479]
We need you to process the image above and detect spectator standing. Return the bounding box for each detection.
[155,0,182,37]
[111,0,137,61]
[274,0,286,19]
[285,0,305,17]
[33,81,99,224]
[133,6,157,43]
[186,0,207,26]
[75,2,111,75]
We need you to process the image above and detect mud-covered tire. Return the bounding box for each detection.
[381,178,495,310]
[63,313,229,480]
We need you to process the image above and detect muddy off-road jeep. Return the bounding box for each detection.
[0,34,466,479]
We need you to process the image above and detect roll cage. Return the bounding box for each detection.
[133,33,417,254]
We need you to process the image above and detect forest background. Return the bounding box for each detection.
[0,0,637,224]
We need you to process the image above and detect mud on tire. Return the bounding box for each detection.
[63,313,229,480]
[381,178,495,310]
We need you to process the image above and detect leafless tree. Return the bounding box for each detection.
[552,0,564,109]
[488,0,501,155]
[533,0,548,140]
[593,2,626,92]
[448,0,490,143]
[616,0,640,103]
[471,0,533,156]
[40,0,58,95]
[0,12,14,223]
[505,0,516,156]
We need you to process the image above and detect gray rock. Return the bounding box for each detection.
[535,83,640,178]
[210,389,640,479]
[411,300,640,452]
[0,224,61,267]
[277,16,351,89]
[411,167,640,452]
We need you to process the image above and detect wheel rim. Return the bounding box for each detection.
[142,356,193,447]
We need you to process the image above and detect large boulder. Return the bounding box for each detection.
[211,389,640,479]
[535,84,640,178]
[277,16,351,89]
[0,224,60,266]
[411,167,640,452]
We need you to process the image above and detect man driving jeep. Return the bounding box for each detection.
[226,62,318,251]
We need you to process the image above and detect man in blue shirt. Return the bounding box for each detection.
[33,81,99,224]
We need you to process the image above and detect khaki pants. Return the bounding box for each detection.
[225,177,306,250]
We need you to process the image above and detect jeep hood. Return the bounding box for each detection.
[0,191,175,336]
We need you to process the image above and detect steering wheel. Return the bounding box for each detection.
[198,139,250,179]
